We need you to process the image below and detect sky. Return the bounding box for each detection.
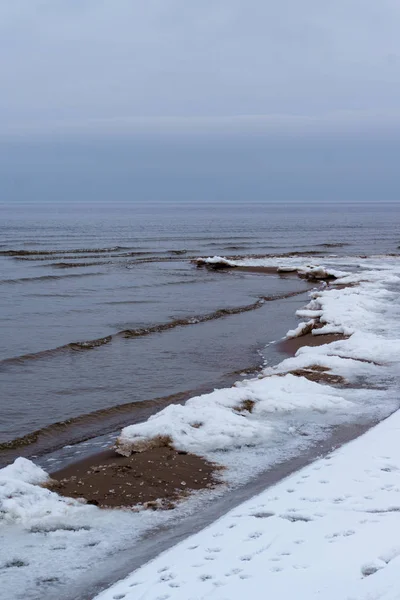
[1,1,400,201]
[1,0,400,133]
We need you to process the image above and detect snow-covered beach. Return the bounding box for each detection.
[2,253,400,599]
[95,403,400,600]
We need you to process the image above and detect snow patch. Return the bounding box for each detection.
[0,457,49,485]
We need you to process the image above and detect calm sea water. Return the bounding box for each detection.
[0,201,399,464]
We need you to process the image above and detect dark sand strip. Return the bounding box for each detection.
[50,447,220,509]
[278,332,349,356]
[236,266,297,276]
[284,367,347,386]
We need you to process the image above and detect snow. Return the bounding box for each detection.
[196,256,232,266]
[277,265,298,272]
[116,374,355,457]
[0,457,49,485]
[197,255,351,280]
[297,265,348,279]
[94,408,400,600]
[286,319,315,338]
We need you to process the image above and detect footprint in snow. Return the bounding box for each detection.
[280,513,313,522]
[361,561,385,577]
[251,511,274,519]
[159,572,175,582]
[3,559,29,569]
[300,497,323,503]
[379,547,400,564]
[326,530,355,540]
[225,568,243,576]
[247,531,263,540]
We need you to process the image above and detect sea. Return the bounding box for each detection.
[1,200,399,469]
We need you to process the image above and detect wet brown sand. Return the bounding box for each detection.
[236,266,296,276]
[283,365,347,386]
[50,447,219,509]
[278,332,349,355]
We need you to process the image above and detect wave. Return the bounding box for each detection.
[12,251,155,263]
[48,261,110,269]
[0,289,307,368]
[0,388,198,466]
[120,293,301,338]
[0,335,113,367]
[317,242,351,248]
[0,272,104,285]
[0,246,131,256]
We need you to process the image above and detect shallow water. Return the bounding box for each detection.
[0,200,399,461]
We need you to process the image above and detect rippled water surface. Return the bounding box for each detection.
[1,201,399,461]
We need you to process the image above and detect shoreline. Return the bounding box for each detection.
[48,329,356,510]
[278,331,349,355]
[43,259,351,510]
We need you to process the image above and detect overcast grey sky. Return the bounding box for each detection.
[1,1,400,202]
[1,0,400,135]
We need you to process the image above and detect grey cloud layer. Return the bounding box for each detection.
[1,1,400,131]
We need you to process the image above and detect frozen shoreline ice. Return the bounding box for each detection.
[93,254,400,600]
